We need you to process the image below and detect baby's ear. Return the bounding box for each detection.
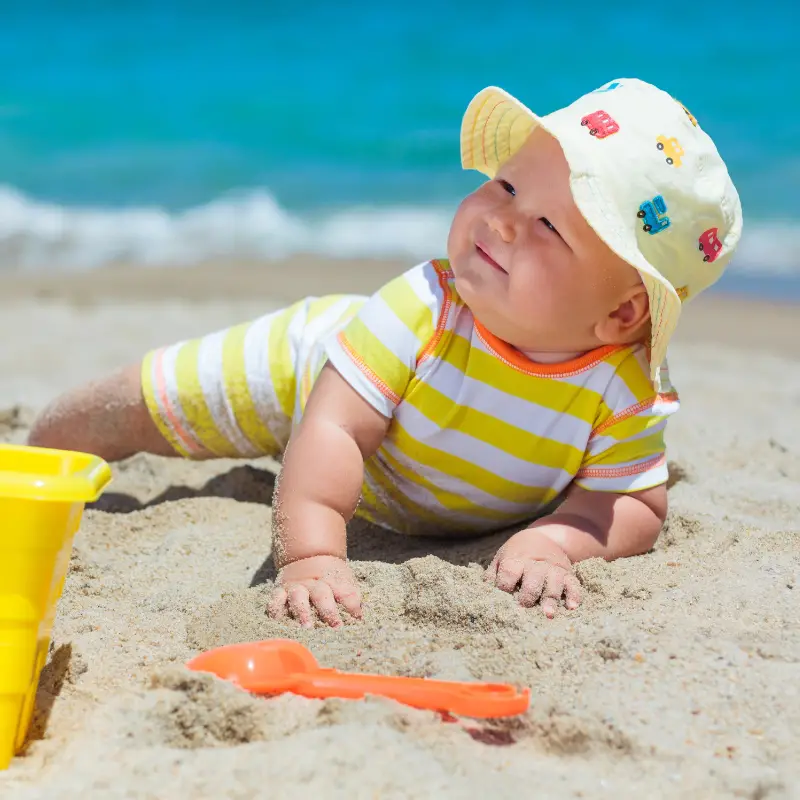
[595,286,650,345]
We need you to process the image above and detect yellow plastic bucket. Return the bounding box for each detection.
[0,443,111,770]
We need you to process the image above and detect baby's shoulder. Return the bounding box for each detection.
[400,258,459,306]
[598,344,680,413]
[375,258,460,330]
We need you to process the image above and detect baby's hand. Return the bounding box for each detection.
[268,555,362,628]
[485,528,582,618]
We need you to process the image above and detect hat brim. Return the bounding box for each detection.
[461,87,680,384]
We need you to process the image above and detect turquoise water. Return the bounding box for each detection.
[0,1,797,293]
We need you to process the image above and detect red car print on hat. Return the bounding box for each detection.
[698,228,722,262]
[580,110,619,138]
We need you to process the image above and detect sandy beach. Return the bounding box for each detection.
[0,257,798,799]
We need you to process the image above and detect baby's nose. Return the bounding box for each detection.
[488,209,516,243]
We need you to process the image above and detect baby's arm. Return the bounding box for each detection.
[486,484,667,617]
[526,483,667,560]
[491,362,680,617]
[268,362,390,627]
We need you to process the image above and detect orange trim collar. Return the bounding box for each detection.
[473,321,624,377]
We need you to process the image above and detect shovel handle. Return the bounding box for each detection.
[291,670,529,718]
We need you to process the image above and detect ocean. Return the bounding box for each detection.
[1,1,798,297]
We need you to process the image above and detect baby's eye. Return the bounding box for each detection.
[497,179,516,196]
[540,217,560,236]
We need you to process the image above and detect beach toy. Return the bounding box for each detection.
[186,639,530,718]
[0,443,111,770]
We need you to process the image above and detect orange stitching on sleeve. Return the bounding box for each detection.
[337,331,402,405]
[416,259,453,366]
[592,392,679,437]
[576,454,666,480]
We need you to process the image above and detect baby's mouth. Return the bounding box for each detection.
[475,242,507,273]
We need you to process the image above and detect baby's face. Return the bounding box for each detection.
[448,128,645,354]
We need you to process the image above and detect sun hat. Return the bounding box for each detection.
[460,78,743,386]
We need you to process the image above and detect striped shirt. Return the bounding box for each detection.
[324,259,679,534]
[142,259,679,536]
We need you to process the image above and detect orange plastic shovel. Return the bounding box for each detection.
[186,639,530,718]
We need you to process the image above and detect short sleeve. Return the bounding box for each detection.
[575,358,680,493]
[324,261,445,417]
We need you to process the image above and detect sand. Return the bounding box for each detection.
[0,258,798,799]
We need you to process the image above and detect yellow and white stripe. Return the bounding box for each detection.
[142,259,679,536]
[142,296,365,461]
[325,260,677,532]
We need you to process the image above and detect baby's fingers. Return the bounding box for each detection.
[563,573,582,611]
[494,557,525,594]
[541,567,567,619]
[309,582,344,628]
[267,587,289,620]
[518,561,548,608]
[328,578,363,621]
[287,585,314,628]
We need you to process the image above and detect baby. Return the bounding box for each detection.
[29,79,742,627]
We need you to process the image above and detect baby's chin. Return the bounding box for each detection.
[451,255,508,299]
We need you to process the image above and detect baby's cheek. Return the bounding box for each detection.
[447,199,474,255]
[513,267,551,308]
[509,285,548,331]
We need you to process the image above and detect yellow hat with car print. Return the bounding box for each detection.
[460,78,743,386]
